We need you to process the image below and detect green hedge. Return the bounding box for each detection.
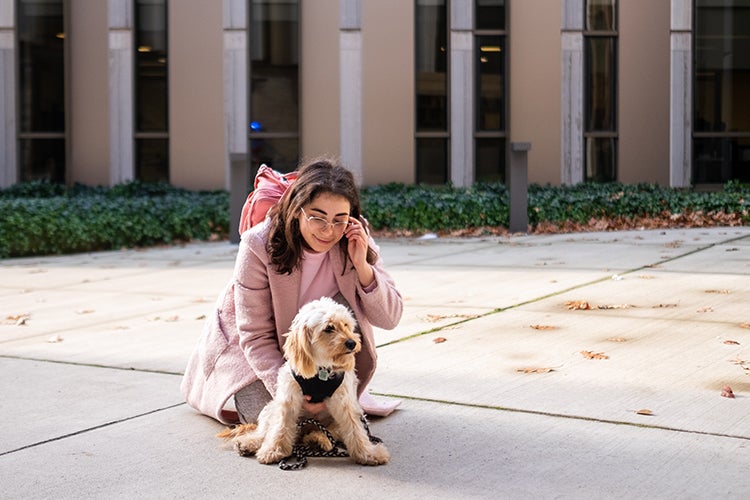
[0,181,229,258]
[360,181,750,231]
[1,179,749,258]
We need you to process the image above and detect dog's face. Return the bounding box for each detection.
[284,297,361,379]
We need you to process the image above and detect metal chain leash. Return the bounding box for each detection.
[278,415,382,471]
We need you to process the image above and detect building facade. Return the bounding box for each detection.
[0,0,748,190]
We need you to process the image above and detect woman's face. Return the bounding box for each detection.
[298,192,351,253]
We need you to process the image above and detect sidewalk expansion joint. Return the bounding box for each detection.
[0,402,186,457]
[377,234,749,349]
[0,354,183,376]
[373,393,750,442]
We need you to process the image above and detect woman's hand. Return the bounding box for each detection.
[344,216,374,287]
[302,396,327,417]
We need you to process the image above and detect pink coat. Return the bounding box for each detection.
[180,221,403,424]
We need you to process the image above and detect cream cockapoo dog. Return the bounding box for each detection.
[219,297,390,466]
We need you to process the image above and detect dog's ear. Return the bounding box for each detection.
[284,324,317,379]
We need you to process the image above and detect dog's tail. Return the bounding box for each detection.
[216,423,257,440]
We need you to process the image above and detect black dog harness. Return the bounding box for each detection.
[292,367,344,403]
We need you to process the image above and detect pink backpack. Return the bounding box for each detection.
[238,164,298,235]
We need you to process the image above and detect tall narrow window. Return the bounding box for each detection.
[134,0,169,182]
[474,0,506,183]
[415,0,448,184]
[249,0,299,174]
[17,0,66,183]
[584,0,617,182]
[694,1,750,184]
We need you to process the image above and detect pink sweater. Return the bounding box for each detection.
[180,221,403,424]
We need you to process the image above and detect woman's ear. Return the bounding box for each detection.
[284,325,316,379]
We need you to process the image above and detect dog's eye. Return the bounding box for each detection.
[324,324,335,334]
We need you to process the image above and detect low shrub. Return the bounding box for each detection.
[0,181,229,258]
[1,179,748,258]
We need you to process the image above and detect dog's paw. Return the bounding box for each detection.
[255,445,292,464]
[233,435,262,457]
[302,430,334,452]
[352,443,390,466]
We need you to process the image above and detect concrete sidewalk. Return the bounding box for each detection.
[1,227,749,499]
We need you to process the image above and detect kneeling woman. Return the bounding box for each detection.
[181,158,403,424]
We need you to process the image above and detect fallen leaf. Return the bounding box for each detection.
[652,303,678,309]
[705,289,731,294]
[530,324,558,331]
[565,301,591,310]
[721,385,735,399]
[723,340,740,345]
[580,350,609,360]
[5,314,31,325]
[433,337,447,344]
[195,314,206,320]
[635,409,654,416]
[597,304,635,310]
[739,323,750,329]
[697,307,714,313]
[516,367,554,374]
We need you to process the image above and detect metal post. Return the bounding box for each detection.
[229,153,249,244]
[509,142,531,234]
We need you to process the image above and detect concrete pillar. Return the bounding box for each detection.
[509,142,530,233]
[450,0,473,187]
[561,0,583,185]
[340,0,363,183]
[223,0,247,189]
[670,0,692,187]
[108,0,134,185]
[0,0,16,187]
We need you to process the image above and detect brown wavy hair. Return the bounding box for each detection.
[266,157,377,275]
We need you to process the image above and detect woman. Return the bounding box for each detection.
[181,158,403,424]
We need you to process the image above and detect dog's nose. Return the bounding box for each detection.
[345,339,356,351]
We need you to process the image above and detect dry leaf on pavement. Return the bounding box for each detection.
[635,409,654,416]
[433,337,447,344]
[530,324,558,331]
[565,301,591,310]
[516,367,555,374]
[580,350,609,360]
[723,340,740,345]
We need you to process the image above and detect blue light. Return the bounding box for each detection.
[249,121,262,131]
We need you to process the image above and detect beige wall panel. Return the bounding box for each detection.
[169,0,225,190]
[300,0,340,163]
[509,0,561,185]
[362,0,414,185]
[619,0,670,184]
[69,0,109,186]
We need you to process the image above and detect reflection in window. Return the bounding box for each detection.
[135,0,169,182]
[474,3,506,183]
[249,0,299,174]
[694,1,750,183]
[584,0,617,182]
[415,0,448,184]
[17,0,65,182]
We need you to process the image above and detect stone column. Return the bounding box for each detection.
[108,0,134,185]
[670,0,692,187]
[561,0,584,185]
[450,0,473,187]
[223,0,247,189]
[340,0,363,183]
[0,0,16,187]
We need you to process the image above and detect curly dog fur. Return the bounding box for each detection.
[218,297,390,466]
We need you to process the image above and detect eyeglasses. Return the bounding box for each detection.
[301,208,350,233]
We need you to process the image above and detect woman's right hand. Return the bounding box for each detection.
[302,396,327,417]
